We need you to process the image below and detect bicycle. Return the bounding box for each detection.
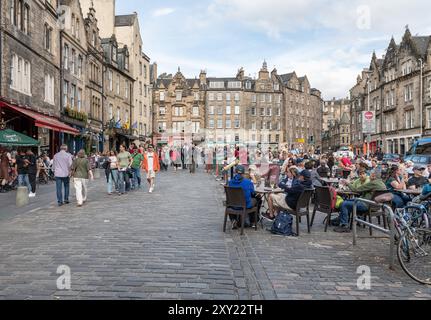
[387,205,431,285]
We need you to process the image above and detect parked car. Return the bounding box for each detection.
[404,154,431,167]
[335,147,354,159]
[382,153,401,165]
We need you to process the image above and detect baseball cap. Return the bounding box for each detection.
[413,165,425,171]
[235,165,246,174]
[300,170,311,179]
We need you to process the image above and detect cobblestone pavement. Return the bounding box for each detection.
[0,169,430,300]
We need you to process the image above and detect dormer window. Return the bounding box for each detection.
[125,54,129,70]
[245,81,251,90]
[112,45,117,62]
[92,31,97,47]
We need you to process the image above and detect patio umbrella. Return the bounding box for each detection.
[0,129,39,147]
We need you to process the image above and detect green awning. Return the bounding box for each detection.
[0,129,40,147]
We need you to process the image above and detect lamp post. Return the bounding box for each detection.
[419,58,425,138]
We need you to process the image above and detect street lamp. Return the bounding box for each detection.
[419,58,426,138]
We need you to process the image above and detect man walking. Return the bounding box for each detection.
[142,145,160,193]
[53,145,73,206]
[130,146,144,190]
[15,148,31,194]
[26,149,37,198]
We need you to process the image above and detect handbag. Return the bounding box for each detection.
[374,193,394,203]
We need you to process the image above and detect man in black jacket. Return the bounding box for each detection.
[267,170,313,219]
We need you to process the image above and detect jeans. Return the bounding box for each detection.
[18,174,31,192]
[339,200,368,226]
[28,173,36,193]
[73,178,88,205]
[55,177,70,204]
[117,170,130,194]
[131,167,141,189]
[392,193,410,209]
[107,169,118,194]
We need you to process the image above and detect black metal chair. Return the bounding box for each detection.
[287,189,315,236]
[311,186,339,232]
[361,190,391,235]
[223,186,258,236]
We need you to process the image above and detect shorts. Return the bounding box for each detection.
[270,193,293,211]
[147,170,156,179]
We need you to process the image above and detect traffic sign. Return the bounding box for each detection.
[362,111,376,134]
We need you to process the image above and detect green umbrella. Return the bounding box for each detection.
[0,129,40,147]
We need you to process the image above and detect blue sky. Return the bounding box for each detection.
[116,0,431,99]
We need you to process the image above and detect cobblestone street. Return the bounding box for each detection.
[0,169,430,300]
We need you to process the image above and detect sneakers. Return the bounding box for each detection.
[149,187,153,193]
[333,225,351,233]
[232,220,238,230]
[28,192,36,198]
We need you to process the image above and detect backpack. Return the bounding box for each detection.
[329,186,337,210]
[270,211,296,236]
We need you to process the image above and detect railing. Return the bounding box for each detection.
[352,198,396,270]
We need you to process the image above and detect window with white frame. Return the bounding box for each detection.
[194,92,199,101]
[108,70,113,91]
[251,122,256,130]
[209,81,224,89]
[267,94,272,103]
[260,94,265,103]
[159,91,165,101]
[77,88,82,112]
[228,81,241,89]
[225,119,231,129]
[78,55,83,78]
[44,74,54,104]
[108,104,113,120]
[234,93,240,101]
[64,44,69,70]
[274,83,280,91]
[173,107,184,116]
[125,81,129,99]
[116,75,120,95]
[10,55,31,95]
[217,93,223,101]
[173,121,185,133]
[208,92,214,101]
[71,49,76,74]
[404,84,413,102]
[245,81,251,90]
[226,93,231,101]
[70,84,76,108]
[427,107,431,129]
[252,94,256,103]
[208,119,214,128]
[405,110,414,129]
[159,106,165,115]
[234,106,240,115]
[44,24,52,52]
[193,106,199,116]
[226,106,231,115]
[175,91,182,101]
[192,122,200,133]
[217,119,223,129]
[234,119,240,128]
[63,80,69,106]
[266,107,272,116]
[158,122,166,132]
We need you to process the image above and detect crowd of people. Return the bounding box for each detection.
[222,145,431,234]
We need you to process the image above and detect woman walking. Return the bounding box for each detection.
[117,145,132,195]
[107,150,118,195]
[71,149,93,207]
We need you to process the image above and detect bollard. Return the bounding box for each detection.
[16,186,29,207]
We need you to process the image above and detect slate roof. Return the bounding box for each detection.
[412,36,431,56]
[115,14,136,27]
[279,72,295,84]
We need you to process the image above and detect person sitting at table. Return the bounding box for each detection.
[385,165,410,209]
[317,160,330,178]
[334,170,387,233]
[228,165,262,229]
[340,155,354,179]
[340,168,369,191]
[305,161,324,187]
[407,166,427,190]
[266,170,312,220]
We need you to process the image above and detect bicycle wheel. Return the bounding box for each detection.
[397,229,431,285]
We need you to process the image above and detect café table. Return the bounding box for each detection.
[336,189,360,199]
[255,187,284,222]
[321,178,341,186]
[400,189,422,196]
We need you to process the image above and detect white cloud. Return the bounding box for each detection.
[152,7,175,17]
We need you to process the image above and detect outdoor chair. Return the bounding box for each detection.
[311,186,339,232]
[223,186,258,236]
[357,190,391,235]
[286,189,314,236]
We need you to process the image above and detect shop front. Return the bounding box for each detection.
[0,99,79,157]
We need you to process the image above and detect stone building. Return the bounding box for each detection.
[101,34,134,151]
[81,0,152,148]
[59,0,89,154]
[84,5,104,152]
[280,72,323,153]
[349,70,369,155]
[321,98,350,152]
[152,69,206,147]
[351,27,431,155]
[152,62,323,152]
[114,13,152,144]
[0,0,78,157]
